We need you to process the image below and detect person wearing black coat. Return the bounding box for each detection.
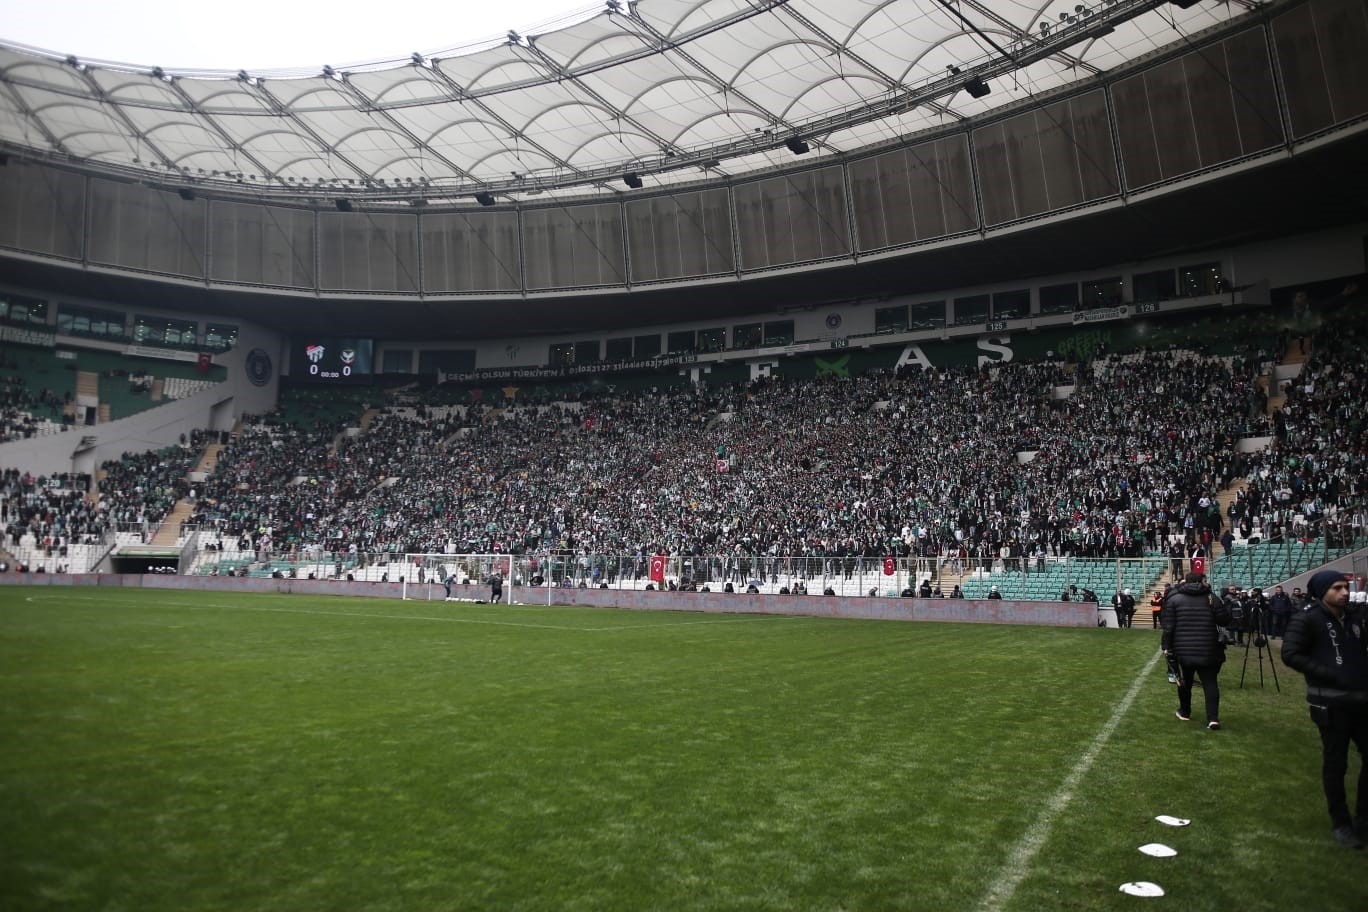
[1268,585,1294,639]
[1281,569,1368,849]
[1161,572,1232,729]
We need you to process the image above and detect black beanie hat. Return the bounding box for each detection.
[1306,569,1348,600]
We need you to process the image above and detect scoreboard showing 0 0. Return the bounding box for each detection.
[295,338,374,382]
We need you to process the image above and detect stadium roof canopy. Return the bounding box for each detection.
[0,0,1255,206]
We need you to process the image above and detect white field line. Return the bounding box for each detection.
[976,647,1166,912]
[19,594,806,632]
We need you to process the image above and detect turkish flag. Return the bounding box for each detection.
[1191,555,1206,576]
[649,554,666,583]
[883,556,896,576]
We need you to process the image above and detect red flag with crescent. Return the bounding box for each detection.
[649,555,666,583]
[883,556,896,576]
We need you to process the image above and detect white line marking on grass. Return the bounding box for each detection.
[976,647,1166,912]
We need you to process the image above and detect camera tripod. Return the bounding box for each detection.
[1238,606,1281,692]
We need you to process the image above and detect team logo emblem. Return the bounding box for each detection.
[340,349,356,366]
[306,344,326,363]
[245,348,273,387]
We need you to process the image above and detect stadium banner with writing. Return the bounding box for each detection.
[434,300,1285,395]
[437,352,699,384]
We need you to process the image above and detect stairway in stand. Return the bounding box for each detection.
[1135,333,1311,626]
[1266,333,1310,415]
[197,443,224,474]
[150,501,194,547]
[148,441,227,548]
[76,370,99,400]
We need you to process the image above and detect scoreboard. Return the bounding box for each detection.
[294,337,374,382]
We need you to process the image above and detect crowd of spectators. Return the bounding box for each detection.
[178,319,1364,584]
[2,439,205,572]
[95,446,196,533]
[1,469,99,571]
[8,312,1363,588]
[0,350,70,443]
[1228,320,1367,550]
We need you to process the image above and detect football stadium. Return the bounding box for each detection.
[1,0,1366,909]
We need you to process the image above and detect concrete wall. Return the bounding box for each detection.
[0,320,282,477]
[0,574,1099,627]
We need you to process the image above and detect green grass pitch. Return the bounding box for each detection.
[0,586,1361,911]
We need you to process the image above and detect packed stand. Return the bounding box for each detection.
[1,469,101,572]
[0,349,70,442]
[184,337,1368,592]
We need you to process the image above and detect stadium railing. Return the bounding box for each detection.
[173,538,1365,601]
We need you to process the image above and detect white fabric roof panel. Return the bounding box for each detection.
[0,0,1254,203]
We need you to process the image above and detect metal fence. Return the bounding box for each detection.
[177,531,1366,601]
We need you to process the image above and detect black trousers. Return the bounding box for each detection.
[1312,703,1368,829]
[1177,663,1221,723]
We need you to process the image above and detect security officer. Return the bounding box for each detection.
[1115,588,1136,628]
[1282,570,1368,849]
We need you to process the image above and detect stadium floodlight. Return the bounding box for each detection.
[334,199,353,212]
[785,137,810,155]
[963,77,991,98]
[178,188,195,201]
[623,173,643,188]
[475,192,496,207]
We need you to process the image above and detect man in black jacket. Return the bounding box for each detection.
[1268,585,1294,639]
[1282,569,1368,850]
[1161,572,1232,730]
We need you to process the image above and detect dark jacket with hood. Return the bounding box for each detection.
[1281,600,1368,706]
[1161,579,1230,667]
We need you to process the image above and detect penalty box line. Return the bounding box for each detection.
[976,647,1165,912]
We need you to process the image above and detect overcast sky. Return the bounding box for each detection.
[2,0,599,72]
